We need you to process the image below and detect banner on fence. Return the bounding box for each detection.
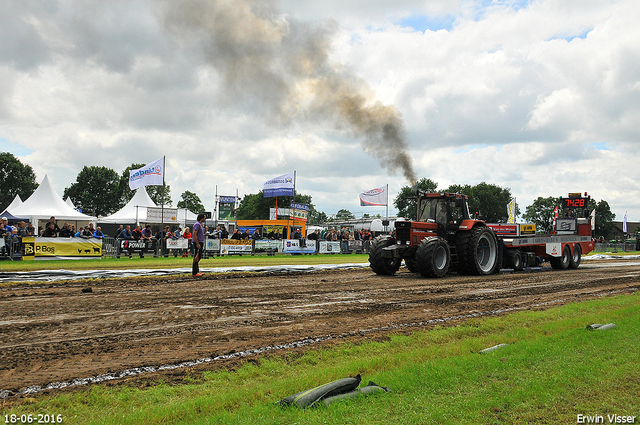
[22,237,102,260]
[166,239,188,250]
[119,239,156,254]
[319,241,341,254]
[206,239,221,252]
[254,240,281,252]
[221,239,253,255]
[283,239,316,254]
[347,240,363,252]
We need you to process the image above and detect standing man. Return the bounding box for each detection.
[192,213,207,277]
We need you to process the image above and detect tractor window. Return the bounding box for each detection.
[436,202,448,224]
[419,199,438,222]
[450,201,463,222]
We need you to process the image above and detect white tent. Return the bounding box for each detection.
[65,196,76,209]
[99,187,201,226]
[98,187,157,224]
[0,194,27,221]
[5,194,23,211]
[9,175,96,228]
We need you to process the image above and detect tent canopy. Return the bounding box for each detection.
[98,187,157,224]
[0,195,28,221]
[8,175,96,225]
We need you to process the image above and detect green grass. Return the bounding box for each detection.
[3,291,639,424]
[0,253,370,273]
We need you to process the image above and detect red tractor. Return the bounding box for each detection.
[369,192,499,277]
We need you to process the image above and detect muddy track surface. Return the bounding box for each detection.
[1,260,640,398]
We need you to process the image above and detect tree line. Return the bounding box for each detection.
[0,153,203,217]
[1,152,618,238]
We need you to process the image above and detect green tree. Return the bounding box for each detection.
[334,209,355,220]
[465,182,514,223]
[177,190,205,213]
[119,164,172,206]
[0,152,38,211]
[590,199,616,239]
[235,192,324,223]
[309,210,328,225]
[522,196,562,233]
[393,178,438,220]
[441,182,518,222]
[63,166,122,217]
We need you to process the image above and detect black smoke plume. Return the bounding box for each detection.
[160,0,417,183]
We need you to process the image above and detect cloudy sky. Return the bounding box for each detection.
[2,0,639,223]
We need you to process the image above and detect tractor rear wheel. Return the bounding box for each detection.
[456,226,499,275]
[569,244,582,269]
[415,237,451,278]
[550,245,571,269]
[506,249,524,271]
[369,235,401,275]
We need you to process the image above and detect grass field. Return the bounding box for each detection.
[2,288,639,424]
[2,252,639,423]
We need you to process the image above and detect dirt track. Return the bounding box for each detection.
[2,260,640,397]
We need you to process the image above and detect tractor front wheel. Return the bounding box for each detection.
[415,237,451,278]
[369,235,401,275]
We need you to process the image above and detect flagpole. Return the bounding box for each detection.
[161,155,165,228]
[386,183,389,230]
[292,170,297,238]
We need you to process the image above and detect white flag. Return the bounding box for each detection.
[359,186,387,206]
[590,209,596,231]
[129,158,164,190]
[262,172,294,198]
[623,211,628,233]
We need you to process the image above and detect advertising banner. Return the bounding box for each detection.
[166,239,188,250]
[262,172,294,198]
[507,198,516,224]
[519,224,536,235]
[219,203,235,220]
[146,207,179,223]
[254,240,281,252]
[487,224,519,236]
[206,239,221,252]
[290,203,309,222]
[220,239,253,255]
[219,196,236,204]
[269,208,290,220]
[263,226,284,237]
[119,239,156,254]
[359,186,387,206]
[319,241,341,254]
[129,157,164,190]
[283,239,316,254]
[347,240,363,252]
[22,237,102,260]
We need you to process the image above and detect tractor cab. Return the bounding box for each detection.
[417,192,471,226]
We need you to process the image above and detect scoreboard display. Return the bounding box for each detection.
[562,197,589,209]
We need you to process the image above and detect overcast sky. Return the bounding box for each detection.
[2,0,639,223]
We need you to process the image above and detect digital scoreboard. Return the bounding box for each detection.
[561,197,588,209]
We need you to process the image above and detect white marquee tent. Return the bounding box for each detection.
[8,175,97,228]
[99,187,199,226]
[98,187,157,224]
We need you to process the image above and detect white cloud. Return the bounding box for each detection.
[1,0,639,222]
